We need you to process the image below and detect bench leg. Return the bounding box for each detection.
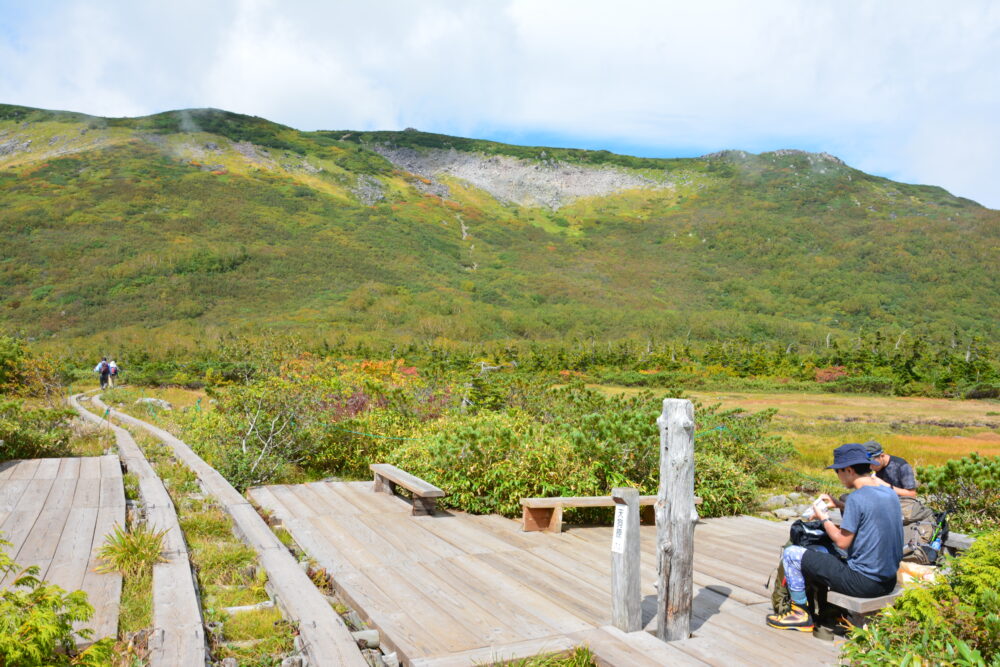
[521,505,563,532]
[373,474,397,495]
[412,497,436,516]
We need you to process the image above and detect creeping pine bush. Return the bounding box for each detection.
[0,537,114,666]
[920,454,1000,533]
[0,400,74,460]
[841,530,1000,665]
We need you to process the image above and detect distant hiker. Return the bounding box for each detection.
[109,360,119,388]
[863,440,917,498]
[767,443,903,632]
[94,357,110,390]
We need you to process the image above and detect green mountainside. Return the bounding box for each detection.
[1,104,997,348]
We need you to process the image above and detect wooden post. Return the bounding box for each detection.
[611,487,641,632]
[655,398,697,641]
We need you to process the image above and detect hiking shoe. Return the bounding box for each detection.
[767,604,815,632]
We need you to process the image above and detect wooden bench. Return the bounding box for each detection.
[521,495,702,533]
[370,464,445,516]
[827,531,975,618]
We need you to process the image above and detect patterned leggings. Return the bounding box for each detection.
[782,545,808,592]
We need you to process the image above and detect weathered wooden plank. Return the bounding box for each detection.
[0,460,18,480]
[0,479,29,513]
[148,558,207,666]
[369,513,468,562]
[56,458,82,479]
[370,463,445,498]
[99,454,122,480]
[8,459,41,480]
[443,554,594,635]
[463,513,550,550]
[78,456,102,479]
[409,512,518,557]
[338,480,414,514]
[247,485,293,523]
[601,626,709,666]
[227,502,284,552]
[314,514,412,569]
[945,532,975,551]
[409,635,577,667]
[267,484,316,518]
[34,459,62,479]
[0,478,55,557]
[13,507,71,570]
[79,501,125,641]
[477,550,610,624]
[286,482,341,517]
[72,474,102,509]
[43,507,99,591]
[305,481,363,515]
[391,560,527,646]
[573,626,692,667]
[827,587,903,614]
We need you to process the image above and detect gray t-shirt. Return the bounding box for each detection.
[841,485,903,581]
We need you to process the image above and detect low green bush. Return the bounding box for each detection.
[0,400,74,461]
[920,454,1000,533]
[0,537,114,666]
[841,530,1000,665]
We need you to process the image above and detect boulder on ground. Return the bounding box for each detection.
[136,397,172,410]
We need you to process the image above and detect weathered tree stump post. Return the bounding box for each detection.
[655,398,697,641]
[611,486,641,632]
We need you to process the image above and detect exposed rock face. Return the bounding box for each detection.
[372,145,665,209]
[352,174,385,205]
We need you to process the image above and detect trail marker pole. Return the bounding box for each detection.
[655,398,697,641]
[611,486,641,632]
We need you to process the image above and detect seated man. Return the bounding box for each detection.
[767,443,903,632]
[864,440,917,498]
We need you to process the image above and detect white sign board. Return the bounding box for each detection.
[611,504,629,554]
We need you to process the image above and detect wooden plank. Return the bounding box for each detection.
[0,479,29,513]
[8,459,41,480]
[226,503,284,552]
[99,454,122,480]
[433,557,564,638]
[573,626,685,667]
[391,560,528,646]
[78,457,102,479]
[602,626,710,666]
[305,481,363,515]
[476,550,610,624]
[0,478,55,556]
[79,501,125,641]
[287,483,342,517]
[827,587,903,614]
[334,568,438,661]
[56,458,82,479]
[338,481,414,514]
[359,563,486,654]
[368,513,468,562]
[14,507,72,571]
[441,554,594,635]
[32,458,61,479]
[282,517,359,574]
[945,532,975,551]
[246,485,293,523]
[314,513,412,568]
[370,464,445,498]
[267,484,316,518]
[462,513,551,550]
[148,558,208,666]
[72,474,102,509]
[0,460,18,480]
[99,474,126,509]
[408,512,519,557]
[43,507,98,591]
[409,635,577,667]
[523,495,660,508]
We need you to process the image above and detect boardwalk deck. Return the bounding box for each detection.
[0,455,125,646]
[251,481,842,666]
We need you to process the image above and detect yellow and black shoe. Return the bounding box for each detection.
[766,604,815,632]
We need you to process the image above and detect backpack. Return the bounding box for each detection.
[99,361,109,373]
[902,509,948,565]
[769,520,838,615]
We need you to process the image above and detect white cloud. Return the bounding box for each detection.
[0,0,998,207]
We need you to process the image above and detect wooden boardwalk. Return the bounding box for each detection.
[0,456,125,645]
[251,481,842,666]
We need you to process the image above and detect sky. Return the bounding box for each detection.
[1,0,998,208]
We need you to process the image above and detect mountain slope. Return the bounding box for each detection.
[0,104,997,346]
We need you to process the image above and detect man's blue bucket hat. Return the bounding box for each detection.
[827,443,872,470]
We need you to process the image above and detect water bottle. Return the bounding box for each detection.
[930,535,943,551]
[801,497,827,520]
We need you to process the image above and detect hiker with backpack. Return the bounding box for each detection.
[767,443,903,632]
[94,357,111,390]
[863,440,917,498]
[109,360,119,388]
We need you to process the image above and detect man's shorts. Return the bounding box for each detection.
[801,550,896,598]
